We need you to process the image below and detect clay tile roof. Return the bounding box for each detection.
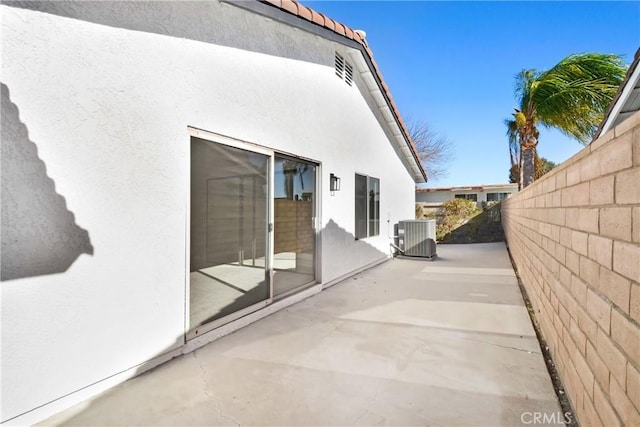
[333,21,346,37]
[297,4,312,21]
[310,9,324,26]
[258,0,427,182]
[323,16,335,31]
[280,0,297,15]
[344,26,354,40]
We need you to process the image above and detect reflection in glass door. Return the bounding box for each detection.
[273,156,316,297]
[189,137,269,333]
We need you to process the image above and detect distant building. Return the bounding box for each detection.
[416,183,519,209]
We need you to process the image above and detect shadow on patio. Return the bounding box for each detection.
[40,243,564,426]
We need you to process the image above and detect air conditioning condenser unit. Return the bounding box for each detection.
[397,219,437,258]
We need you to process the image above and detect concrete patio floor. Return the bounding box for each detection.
[41,243,563,426]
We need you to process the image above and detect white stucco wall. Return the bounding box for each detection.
[416,186,518,205]
[416,191,454,204]
[1,2,416,423]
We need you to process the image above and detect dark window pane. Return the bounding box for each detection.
[190,137,269,330]
[369,177,380,236]
[487,192,509,201]
[273,156,316,296]
[355,174,367,239]
[455,193,477,201]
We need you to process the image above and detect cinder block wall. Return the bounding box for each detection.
[502,112,640,426]
[274,199,313,254]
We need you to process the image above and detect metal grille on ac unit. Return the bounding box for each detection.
[398,219,437,258]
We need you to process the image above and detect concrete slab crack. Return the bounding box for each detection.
[352,379,383,425]
[194,351,242,426]
[320,321,344,341]
[466,338,541,354]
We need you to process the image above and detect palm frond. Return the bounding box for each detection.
[529,53,627,143]
[504,118,518,144]
[514,69,540,113]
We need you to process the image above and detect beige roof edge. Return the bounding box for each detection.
[258,0,428,183]
[416,183,519,192]
[593,47,640,141]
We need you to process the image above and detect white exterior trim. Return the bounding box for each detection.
[598,61,640,136]
[350,51,425,182]
[416,184,519,207]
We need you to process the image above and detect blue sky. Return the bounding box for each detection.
[306,1,640,187]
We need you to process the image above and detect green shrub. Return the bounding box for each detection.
[442,198,477,217]
[436,198,481,241]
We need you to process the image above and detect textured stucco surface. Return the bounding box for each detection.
[1,1,416,423]
[1,83,94,281]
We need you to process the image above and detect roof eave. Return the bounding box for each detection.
[593,48,640,141]
[230,0,428,183]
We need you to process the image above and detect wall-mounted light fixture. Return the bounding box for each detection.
[330,173,341,192]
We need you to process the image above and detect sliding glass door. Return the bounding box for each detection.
[190,137,270,334]
[189,134,318,336]
[273,156,316,297]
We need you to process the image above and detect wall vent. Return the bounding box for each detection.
[335,53,345,78]
[345,62,354,86]
[335,52,353,86]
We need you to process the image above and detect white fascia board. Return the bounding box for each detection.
[599,63,640,136]
[350,51,425,183]
[380,106,396,124]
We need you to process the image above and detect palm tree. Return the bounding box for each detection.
[508,150,557,184]
[506,53,627,188]
[282,160,309,200]
[506,118,522,187]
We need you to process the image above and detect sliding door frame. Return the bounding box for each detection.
[186,127,274,340]
[185,127,321,340]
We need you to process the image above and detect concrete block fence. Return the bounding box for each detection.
[502,112,640,426]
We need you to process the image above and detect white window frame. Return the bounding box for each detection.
[454,193,477,202]
[355,173,380,239]
[487,192,509,202]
